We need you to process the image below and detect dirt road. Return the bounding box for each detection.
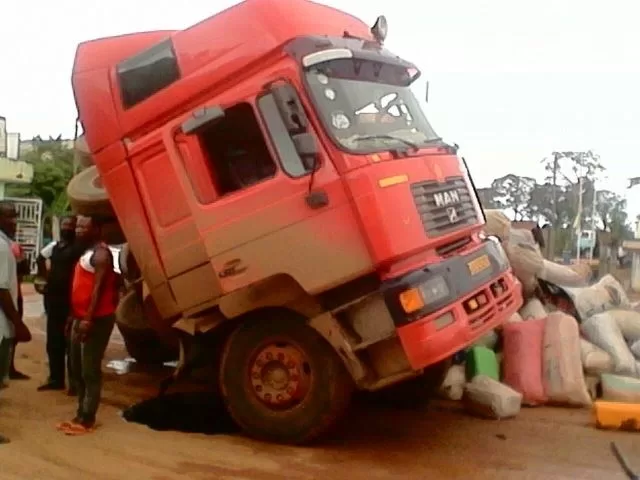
[0,290,638,480]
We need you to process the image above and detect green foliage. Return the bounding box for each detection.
[480,150,632,253]
[6,139,74,217]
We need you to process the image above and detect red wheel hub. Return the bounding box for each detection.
[249,343,310,409]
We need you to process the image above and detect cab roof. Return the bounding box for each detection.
[73,0,373,154]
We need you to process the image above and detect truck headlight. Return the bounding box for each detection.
[399,276,450,314]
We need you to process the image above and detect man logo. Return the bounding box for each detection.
[433,189,460,207]
[446,207,459,223]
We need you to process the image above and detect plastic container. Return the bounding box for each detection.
[465,346,500,381]
[594,401,640,431]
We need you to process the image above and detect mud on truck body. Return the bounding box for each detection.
[70,0,523,444]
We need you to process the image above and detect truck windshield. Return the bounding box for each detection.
[304,58,441,153]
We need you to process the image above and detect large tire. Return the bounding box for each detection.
[219,311,353,444]
[116,292,179,364]
[117,323,179,365]
[116,290,149,330]
[67,165,114,216]
[74,135,94,168]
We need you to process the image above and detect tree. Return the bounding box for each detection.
[489,174,536,220]
[541,150,605,228]
[594,189,632,241]
[476,187,500,209]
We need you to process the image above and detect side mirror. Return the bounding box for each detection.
[182,105,225,134]
[292,133,318,171]
[271,84,308,133]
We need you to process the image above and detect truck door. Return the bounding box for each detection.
[170,79,372,311]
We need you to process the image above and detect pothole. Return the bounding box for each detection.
[122,392,239,435]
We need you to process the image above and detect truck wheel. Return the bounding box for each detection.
[116,290,149,330]
[219,312,353,444]
[370,358,451,408]
[74,135,94,168]
[117,323,179,365]
[67,165,114,216]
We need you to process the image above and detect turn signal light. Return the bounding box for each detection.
[399,288,425,314]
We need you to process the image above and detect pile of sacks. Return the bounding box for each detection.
[438,307,593,420]
[437,210,640,419]
[483,210,591,295]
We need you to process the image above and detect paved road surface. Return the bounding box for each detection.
[1,289,637,479]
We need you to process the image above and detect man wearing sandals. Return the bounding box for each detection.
[58,215,119,435]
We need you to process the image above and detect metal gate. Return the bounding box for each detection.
[7,197,43,274]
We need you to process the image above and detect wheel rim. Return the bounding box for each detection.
[249,341,311,410]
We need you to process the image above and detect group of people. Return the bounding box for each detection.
[0,203,120,443]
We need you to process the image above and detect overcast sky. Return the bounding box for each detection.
[2,0,640,219]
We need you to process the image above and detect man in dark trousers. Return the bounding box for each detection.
[58,215,119,435]
[37,216,84,393]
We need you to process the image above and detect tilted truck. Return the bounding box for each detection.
[69,0,523,444]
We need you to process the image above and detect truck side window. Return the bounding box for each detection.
[117,39,181,109]
[198,103,277,196]
[257,94,310,178]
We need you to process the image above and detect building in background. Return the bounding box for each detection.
[0,116,42,273]
[0,117,6,157]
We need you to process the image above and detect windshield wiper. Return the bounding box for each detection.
[354,134,420,150]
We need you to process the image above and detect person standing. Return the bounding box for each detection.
[36,216,84,393]
[0,201,30,444]
[8,239,32,380]
[58,215,119,435]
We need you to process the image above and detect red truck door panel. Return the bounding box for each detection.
[125,129,217,314]
[165,84,373,310]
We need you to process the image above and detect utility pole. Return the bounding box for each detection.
[576,173,583,262]
[589,179,597,261]
[548,152,560,259]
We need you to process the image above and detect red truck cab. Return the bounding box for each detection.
[72,0,522,444]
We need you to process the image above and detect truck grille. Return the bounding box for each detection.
[411,177,478,237]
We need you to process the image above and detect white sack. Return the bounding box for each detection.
[483,210,511,242]
[538,260,588,287]
[506,312,524,323]
[463,375,522,420]
[581,312,637,377]
[519,298,548,320]
[605,309,640,344]
[579,338,614,375]
[438,364,466,401]
[564,274,630,322]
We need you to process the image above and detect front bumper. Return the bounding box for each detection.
[382,241,523,370]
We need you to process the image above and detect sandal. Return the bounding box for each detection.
[62,422,95,436]
[56,421,74,431]
[56,417,82,431]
